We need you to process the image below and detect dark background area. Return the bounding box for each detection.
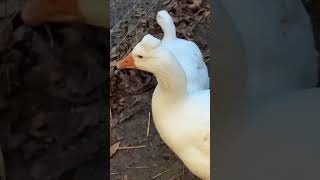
[0,8,108,180]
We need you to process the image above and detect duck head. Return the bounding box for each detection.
[117,34,187,95]
[117,34,177,75]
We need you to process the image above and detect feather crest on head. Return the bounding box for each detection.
[140,34,161,50]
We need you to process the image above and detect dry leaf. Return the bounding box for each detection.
[193,0,203,6]
[189,0,203,9]
[110,142,120,158]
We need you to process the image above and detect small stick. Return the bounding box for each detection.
[190,8,210,32]
[151,169,171,179]
[146,112,151,138]
[168,167,187,180]
[126,166,149,169]
[118,145,147,150]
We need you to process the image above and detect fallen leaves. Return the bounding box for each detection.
[188,0,203,10]
[110,142,120,158]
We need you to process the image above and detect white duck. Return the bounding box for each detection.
[117,34,210,180]
[156,10,209,93]
[21,0,107,28]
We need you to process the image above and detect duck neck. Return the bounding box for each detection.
[154,61,187,100]
[160,20,177,41]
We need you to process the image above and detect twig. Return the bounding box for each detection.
[168,167,187,180]
[151,169,171,179]
[111,0,141,31]
[146,112,151,138]
[118,145,147,150]
[126,166,150,169]
[190,8,210,32]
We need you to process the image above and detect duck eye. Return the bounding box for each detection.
[137,55,143,58]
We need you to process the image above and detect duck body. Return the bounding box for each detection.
[152,87,210,180]
[157,10,209,93]
[117,34,210,180]
[161,39,210,93]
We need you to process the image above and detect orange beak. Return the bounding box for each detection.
[116,53,136,69]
